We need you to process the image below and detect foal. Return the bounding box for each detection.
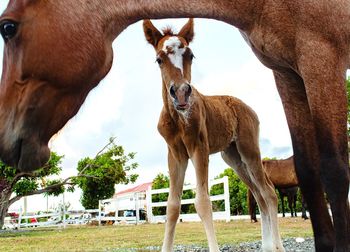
[143,19,284,252]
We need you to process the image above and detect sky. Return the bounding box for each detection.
[0,2,294,212]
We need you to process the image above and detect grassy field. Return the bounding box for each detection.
[0,218,313,252]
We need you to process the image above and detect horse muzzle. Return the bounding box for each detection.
[169,83,192,111]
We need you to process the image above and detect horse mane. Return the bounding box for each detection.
[162,26,176,36]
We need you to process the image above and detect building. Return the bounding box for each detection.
[106,182,152,214]
[113,182,152,210]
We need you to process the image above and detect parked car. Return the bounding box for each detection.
[2,219,17,230]
[122,209,147,220]
[67,216,81,224]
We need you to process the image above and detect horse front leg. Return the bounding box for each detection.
[293,192,297,217]
[297,44,350,252]
[288,194,294,217]
[301,193,308,220]
[273,69,335,251]
[278,189,286,217]
[248,189,258,222]
[162,148,188,252]
[191,148,220,252]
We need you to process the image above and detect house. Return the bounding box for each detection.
[112,182,152,212]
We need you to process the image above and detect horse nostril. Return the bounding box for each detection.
[169,85,176,99]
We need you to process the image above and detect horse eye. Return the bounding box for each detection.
[190,53,195,60]
[155,57,163,65]
[0,20,18,41]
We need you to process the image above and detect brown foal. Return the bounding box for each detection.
[143,19,284,252]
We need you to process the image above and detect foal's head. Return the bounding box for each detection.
[143,19,195,112]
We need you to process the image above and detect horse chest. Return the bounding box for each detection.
[158,111,200,142]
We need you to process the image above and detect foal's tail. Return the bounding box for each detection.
[247,189,258,222]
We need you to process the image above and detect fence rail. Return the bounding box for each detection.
[4,211,63,230]
[146,176,230,223]
[4,176,231,229]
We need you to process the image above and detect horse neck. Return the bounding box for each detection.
[102,0,262,39]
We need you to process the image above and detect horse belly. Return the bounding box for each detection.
[207,120,237,154]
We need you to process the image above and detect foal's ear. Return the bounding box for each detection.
[143,19,163,48]
[178,18,194,44]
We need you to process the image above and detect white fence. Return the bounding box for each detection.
[4,211,64,230]
[4,176,231,229]
[96,176,230,225]
[146,176,230,223]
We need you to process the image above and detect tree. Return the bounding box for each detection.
[151,173,196,215]
[210,168,248,215]
[73,139,138,209]
[0,152,64,228]
[151,173,169,215]
[0,137,138,227]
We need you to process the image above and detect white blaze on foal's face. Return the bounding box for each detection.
[162,36,187,74]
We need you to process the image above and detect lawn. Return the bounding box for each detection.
[0,218,313,251]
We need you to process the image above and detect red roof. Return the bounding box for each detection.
[115,182,152,197]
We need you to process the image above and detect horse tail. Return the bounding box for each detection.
[247,189,258,222]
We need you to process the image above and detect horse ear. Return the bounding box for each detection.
[143,19,163,48]
[178,18,194,44]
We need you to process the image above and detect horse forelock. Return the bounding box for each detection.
[162,26,176,36]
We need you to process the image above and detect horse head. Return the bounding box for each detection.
[0,0,118,172]
[143,19,195,112]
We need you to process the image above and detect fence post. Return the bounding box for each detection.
[98,200,102,226]
[114,198,118,224]
[135,192,139,225]
[146,186,153,223]
[62,192,66,229]
[18,207,22,230]
[223,176,231,222]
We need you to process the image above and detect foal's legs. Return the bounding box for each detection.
[162,149,188,252]
[222,143,284,252]
[191,147,220,251]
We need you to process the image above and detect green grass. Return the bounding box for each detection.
[0,218,313,251]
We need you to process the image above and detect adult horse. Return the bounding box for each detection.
[277,187,299,218]
[250,187,308,222]
[248,157,308,222]
[143,18,283,251]
[0,1,349,251]
[249,186,307,222]
[263,157,307,220]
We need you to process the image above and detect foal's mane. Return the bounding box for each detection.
[162,26,176,36]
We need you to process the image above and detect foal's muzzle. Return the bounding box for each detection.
[169,83,192,111]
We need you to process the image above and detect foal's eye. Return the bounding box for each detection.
[0,20,18,42]
[155,57,163,65]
